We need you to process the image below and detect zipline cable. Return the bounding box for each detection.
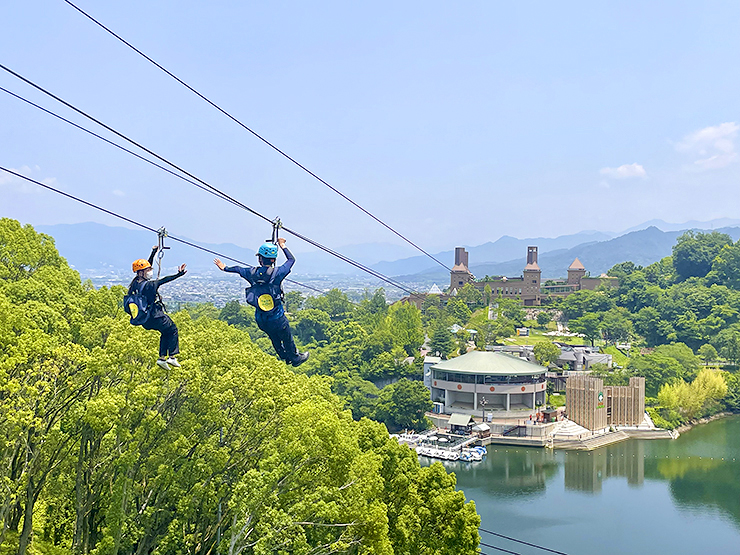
[0,66,418,295]
[62,0,453,273]
[479,528,568,555]
[479,541,522,555]
[0,166,323,294]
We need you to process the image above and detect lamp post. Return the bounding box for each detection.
[480,396,487,422]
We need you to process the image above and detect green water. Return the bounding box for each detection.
[423,415,740,555]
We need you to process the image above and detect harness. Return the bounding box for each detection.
[245,266,285,314]
[245,218,285,314]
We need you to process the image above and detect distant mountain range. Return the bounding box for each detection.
[32,219,740,283]
[371,230,614,276]
[395,226,740,285]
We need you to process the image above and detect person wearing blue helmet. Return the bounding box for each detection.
[214,237,309,366]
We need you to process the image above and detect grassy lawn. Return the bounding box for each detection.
[501,328,583,345]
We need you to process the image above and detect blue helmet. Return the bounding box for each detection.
[257,242,278,259]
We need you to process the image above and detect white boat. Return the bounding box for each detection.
[461,448,483,461]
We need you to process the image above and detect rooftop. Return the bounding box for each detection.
[451,263,470,272]
[432,350,546,376]
[569,258,585,270]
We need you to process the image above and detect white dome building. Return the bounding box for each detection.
[429,351,547,416]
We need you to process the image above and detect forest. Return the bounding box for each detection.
[0,218,480,555]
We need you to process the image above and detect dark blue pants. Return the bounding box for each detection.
[256,314,298,363]
[143,315,179,358]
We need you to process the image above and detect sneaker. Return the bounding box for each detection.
[156,359,171,371]
[166,357,181,368]
[292,352,309,367]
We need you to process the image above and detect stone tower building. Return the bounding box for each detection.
[568,258,587,286]
[449,246,474,291]
[522,246,541,306]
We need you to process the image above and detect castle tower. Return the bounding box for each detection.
[522,246,541,306]
[450,247,474,290]
[568,258,586,288]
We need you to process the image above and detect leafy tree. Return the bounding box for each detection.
[388,301,424,356]
[304,288,353,320]
[672,230,732,281]
[332,371,379,419]
[536,311,551,328]
[600,307,633,344]
[569,313,602,346]
[607,261,643,280]
[458,283,483,309]
[698,343,718,364]
[657,368,727,421]
[373,379,432,431]
[643,256,676,288]
[716,328,740,364]
[498,298,526,327]
[294,308,333,344]
[483,284,492,306]
[185,301,220,320]
[468,311,515,349]
[445,297,472,326]
[633,306,674,347]
[723,372,740,412]
[653,343,701,379]
[429,323,455,358]
[627,353,686,396]
[456,330,470,356]
[218,299,256,329]
[533,341,560,367]
[284,290,305,313]
[560,289,615,320]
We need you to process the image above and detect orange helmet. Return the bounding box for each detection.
[132,259,152,273]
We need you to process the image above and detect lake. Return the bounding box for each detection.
[422,415,740,555]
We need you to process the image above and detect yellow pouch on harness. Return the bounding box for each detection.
[258,294,275,312]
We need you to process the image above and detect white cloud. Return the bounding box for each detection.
[599,163,646,179]
[676,122,738,170]
[112,189,125,197]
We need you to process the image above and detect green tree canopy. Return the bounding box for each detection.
[429,322,455,358]
[672,230,732,281]
[568,313,602,346]
[627,353,686,396]
[0,219,481,555]
[373,378,432,431]
[533,341,561,367]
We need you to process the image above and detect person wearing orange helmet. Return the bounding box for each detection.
[128,245,187,370]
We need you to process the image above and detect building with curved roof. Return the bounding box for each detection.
[428,350,547,416]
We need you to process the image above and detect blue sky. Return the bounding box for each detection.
[1,1,739,256]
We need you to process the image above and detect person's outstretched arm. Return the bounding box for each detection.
[147,245,158,265]
[275,238,295,277]
[214,258,253,280]
[154,264,187,287]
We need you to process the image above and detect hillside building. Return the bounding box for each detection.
[400,245,618,309]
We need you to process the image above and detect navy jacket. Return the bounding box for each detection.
[224,248,294,320]
[128,248,185,319]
